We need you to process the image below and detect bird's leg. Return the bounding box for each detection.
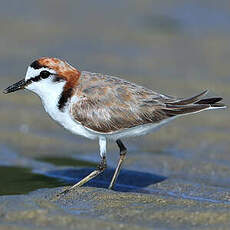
[108,139,127,189]
[58,156,107,196]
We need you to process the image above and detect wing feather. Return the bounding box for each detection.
[70,72,169,133]
[70,72,225,133]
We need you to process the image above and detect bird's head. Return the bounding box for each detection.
[3,57,81,96]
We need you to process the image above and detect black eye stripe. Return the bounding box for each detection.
[26,75,40,84]
[26,75,45,84]
[25,71,50,84]
[25,72,63,85]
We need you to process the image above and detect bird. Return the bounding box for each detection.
[3,57,226,195]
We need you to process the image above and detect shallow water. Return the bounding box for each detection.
[0,166,64,195]
[0,0,230,229]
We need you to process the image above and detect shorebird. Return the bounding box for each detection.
[3,57,226,195]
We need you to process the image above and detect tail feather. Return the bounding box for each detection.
[163,104,210,116]
[209,102,226,108]
[195,97,223,105]
[167,90,208,105]
[162,90,226,117]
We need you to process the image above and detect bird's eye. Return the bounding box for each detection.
[40,70,50,79]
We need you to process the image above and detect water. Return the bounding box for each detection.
[0,166,64,195]
[0,1,230,224]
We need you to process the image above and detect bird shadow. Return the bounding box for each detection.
[45,168,166,194]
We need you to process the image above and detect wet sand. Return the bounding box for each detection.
[1,185,230,230]
[0,0,230,229]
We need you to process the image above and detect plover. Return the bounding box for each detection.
[3,57,226,194]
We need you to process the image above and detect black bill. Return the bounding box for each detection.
[3,79,27,94]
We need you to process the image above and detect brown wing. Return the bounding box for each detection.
[70,72,225,133]
[70,72,172,133]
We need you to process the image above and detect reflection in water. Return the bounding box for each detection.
[0,156,166,195]
[40,156,166,193]
[0,166,65,195]
[45,167,166,193]
[38,156,97,167]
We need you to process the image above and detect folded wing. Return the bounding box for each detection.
[70,73,225,133]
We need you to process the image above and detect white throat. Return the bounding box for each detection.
[26,78,66,115]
